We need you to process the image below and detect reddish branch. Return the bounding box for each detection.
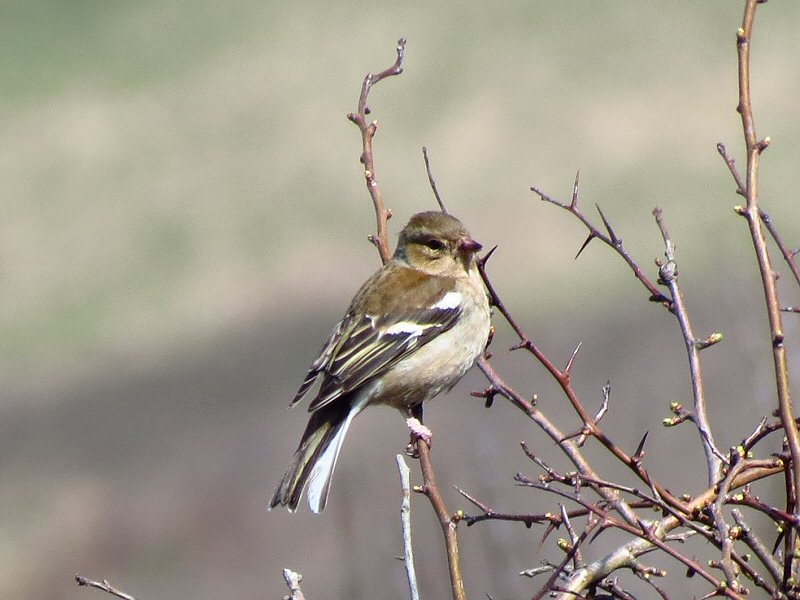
[416,440,467,600]
[477,243,683,521]
[729,0,800,587]
[347,38,406,265]
[348,38,467,600]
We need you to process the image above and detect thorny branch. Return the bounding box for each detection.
[465,2,800,597]
[73,2,799,600]
[349,39,467,600]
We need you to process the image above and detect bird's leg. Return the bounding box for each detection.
[404,404,432,458]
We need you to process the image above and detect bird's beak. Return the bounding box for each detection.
[458,238,483,254]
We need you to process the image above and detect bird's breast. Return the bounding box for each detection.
[372,293,490,409]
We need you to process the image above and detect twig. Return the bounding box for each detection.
[731,508,783,587]
[396,455,420,600]
[476,256,683,520]
[422,147,448,213]
[75,575,136,600]
[282,568,307,600]
[520,483,749,600]
[760,209,800,288]
[716,142,800,289]
[347,38,406,264]
[475,354,640,526]
[653,207,725,482]
[456,485,654,529]
[559,503,584,568]
[531,174,671,307]
[349,39,465,600]
[416,439,466,600]
[733,0,799,578]
[708,456,749,594]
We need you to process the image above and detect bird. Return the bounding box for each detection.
[269,211,491,513]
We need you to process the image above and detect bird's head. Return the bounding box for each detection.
[395,211,483,276]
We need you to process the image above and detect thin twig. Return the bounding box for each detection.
[760,209,800,288]
[532,176,671,307]
[350,39,465,600]
[476,257,682,519]
[708,456,749,594]
[717,143,800,288]
[75,575,136,600]
[731,508,783,587]
[475,355,640,526]
[347,38,406,264]
[422,146,448,213]
[282,569,308,600]
[396,455,420,600]
[733,0,799,579]
[416,439,467,600]
[653,207,725,482]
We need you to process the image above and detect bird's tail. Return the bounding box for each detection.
[269,402,357,513]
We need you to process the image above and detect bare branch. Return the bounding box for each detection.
[416,438,467,600]
[730,0,800,576]
[422,146,449,213]
[653,207,725,481]
[347,38,406,264]
[532,182,671,306]
[396,455,420,600]
[75,575,136,600]
[282,569,307,600]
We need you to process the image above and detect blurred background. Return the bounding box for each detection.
[3,2,800,599]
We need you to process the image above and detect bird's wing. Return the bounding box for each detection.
[288,319,345,407]
[290,266,462,412]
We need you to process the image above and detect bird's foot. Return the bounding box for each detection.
[405,417,432,458]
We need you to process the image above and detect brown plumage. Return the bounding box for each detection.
[270,212,491,513]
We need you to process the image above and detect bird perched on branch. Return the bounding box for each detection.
[270,211,491,513]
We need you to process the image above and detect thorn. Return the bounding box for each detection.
[539,523,558,548]
[589,525,606,544]
[478,245,499,268]
[564,341,583,373]
[570,170,581,209]
[575,233,595,260]
[595,204,620,245]
[634,431,649,462]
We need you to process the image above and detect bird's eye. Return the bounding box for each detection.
[425,239,445,251]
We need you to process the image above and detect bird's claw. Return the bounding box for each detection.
[406,417,432,453]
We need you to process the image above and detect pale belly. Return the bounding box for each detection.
[371,303,490,408]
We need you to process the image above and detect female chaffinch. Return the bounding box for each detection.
[270,211,491,513]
